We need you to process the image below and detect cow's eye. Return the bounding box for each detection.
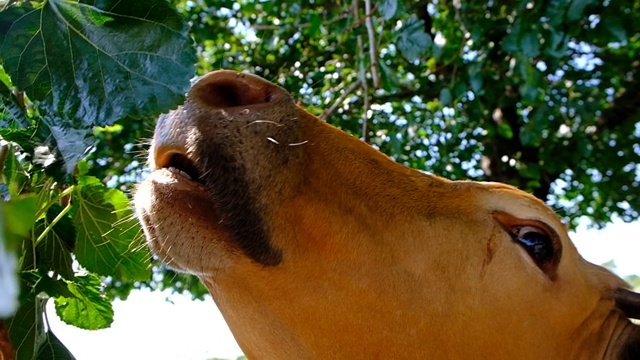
[492,212,562,279]
[512,226,554,268]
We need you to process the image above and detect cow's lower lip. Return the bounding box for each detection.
[147,168,208,192]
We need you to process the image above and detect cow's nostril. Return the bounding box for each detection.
[197,82,254,108]
[190,71,288,110]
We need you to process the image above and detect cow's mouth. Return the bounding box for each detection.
[161,152,205,185]
[151,144,207,187]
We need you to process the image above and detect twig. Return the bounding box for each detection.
[252,12,349,31]
[321,79,362,120]
[361,80,370,143]
[353,0,371,142]
[1,0,20,11]
[364,0,380,89]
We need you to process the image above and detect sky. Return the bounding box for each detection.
[48,218,640,360]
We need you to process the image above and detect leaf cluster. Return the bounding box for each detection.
[0,0,196,358]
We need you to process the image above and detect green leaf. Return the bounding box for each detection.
[520,30,540,58]
[34,275,75,299]
[496,122,514,139]
[37,330,76,360]
[34,203,76,280]
[0,0,197,173]
[73,175,150,281]
[397,15,432,62]
[306,13,322,37]
[104,184,151,282]
[7,298,47,360]
[567,0,594,21]
[42,118,96,176]
[4,194,38,238]
[0,78,29,128]
[468,63,484,93]
[378,61,400,92]
[520,128,540,146]
[545,28,568,58]
[1,142,29,199]
[545,0,568,26]
[379,0,398,20]
[519,163,541,179]
[0,0,196,121]
[600,17,627,43]
[502,19,522,54]
[439,88,452,106]
[54,274,114,330]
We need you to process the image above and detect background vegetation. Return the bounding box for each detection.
[1,0,638,358]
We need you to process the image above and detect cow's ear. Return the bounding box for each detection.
[614,288,640,319]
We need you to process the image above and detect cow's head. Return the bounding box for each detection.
[135,70,640,359]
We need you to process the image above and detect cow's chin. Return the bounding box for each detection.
[134,169,235,275]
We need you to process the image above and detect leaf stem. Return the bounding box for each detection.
[36,185,74,220]
[35,200,73,245]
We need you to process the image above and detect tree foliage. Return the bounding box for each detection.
[1,0,639,358]
[0,0,195,358]
[175,0,640,228]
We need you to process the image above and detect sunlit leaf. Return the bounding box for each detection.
[73,175,149,281]
[34,275,75,299]
[54,275,114,330]
[104,184,151,282]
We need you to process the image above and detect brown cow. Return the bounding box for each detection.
[134,70,640,359]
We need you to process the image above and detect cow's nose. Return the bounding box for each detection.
[149,70,293,172]
[189,70,291,109]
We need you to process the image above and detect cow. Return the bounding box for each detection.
[134,70,640,359]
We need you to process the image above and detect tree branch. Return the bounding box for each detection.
[321,79,362,121]
[353,0,371,142]
[251,12,350,30]
[364,0,380,89]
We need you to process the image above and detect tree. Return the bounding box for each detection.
[1,0,638,358]
[175,0,639,228]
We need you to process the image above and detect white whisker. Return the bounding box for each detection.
[245,120,284,127]
[288,140,309,146]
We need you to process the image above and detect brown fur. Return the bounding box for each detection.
[135,70,640,359]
